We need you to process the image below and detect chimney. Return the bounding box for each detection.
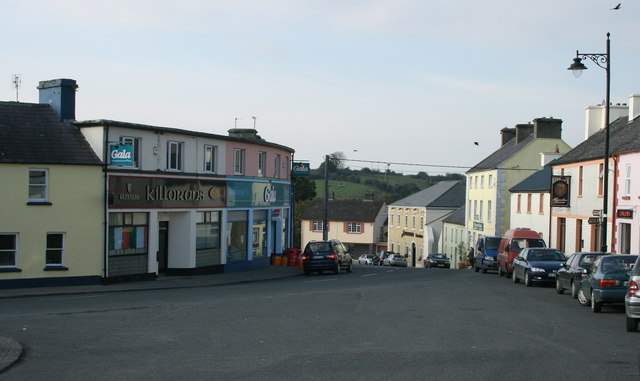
[533,117,562,139]
[227,128,264,141]
[500,127,516,146]
[630,94,640,121]
[515,123,533,143]
[37,79,78,122]
[584,102,629,140]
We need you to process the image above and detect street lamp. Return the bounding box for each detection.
[567,32,611,252]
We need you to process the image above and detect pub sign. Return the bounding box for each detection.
[551,175,570,207]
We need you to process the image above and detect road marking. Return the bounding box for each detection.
[303,278,337,283]
[361,273,378,277]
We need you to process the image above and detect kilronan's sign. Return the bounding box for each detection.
[109,176,226,208]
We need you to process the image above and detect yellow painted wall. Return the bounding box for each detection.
[0,164,103,280]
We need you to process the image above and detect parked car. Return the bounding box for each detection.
[556,252,609,298]
[386,254,408,267]
[511,248,566,287]
[358,253,380,265]
[378,251,395,266]
[301,240,353,275]
[424,253,450,268]
[625,255,640,332]
[474,236,501,273]
[497,228,546,277]
[578,254,638,312]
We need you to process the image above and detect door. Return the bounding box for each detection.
[158,221,169,273]
[411,243,417,267]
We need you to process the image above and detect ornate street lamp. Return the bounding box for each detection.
[567,33,611,252]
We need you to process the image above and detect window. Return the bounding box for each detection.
[404,212,408,227]
[625,164,632,196]
[578,166,583,196]
[420,213,424,230]
[204,145,217,173]
[516,194,522,213]
[488,175,493,188]
[120,136,140,168]
[108,213,148,257]
[167,141,183,171]
[312,221,325,232]
[481,176,484,188]
[527,194,532,214]
[29,168,48,202]
[412,212,416,229]
[487,200,492,222]
[473,200,477,219]
[196,211,221,265]
[227,210,248,261]
[274,154,281,178]
[468,200,472,220]
[539,194,544,214]
[252,211,267,257]
[347,222,361,233]
[234,148,245,175]
[258,152,266,176]
[0,234,17,268]
[620,223,631,254]
[598,163,604,196]
[479,201,483,220]
[45,233,64,267]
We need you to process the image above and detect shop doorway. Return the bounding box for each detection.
[271,221,277,255]
[411,243,417,267]
[158,221,169,273]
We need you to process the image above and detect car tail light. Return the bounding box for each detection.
[629,281,639,297]
[301,255,309,261]
[598,279,617,287]
[327,254,336,260]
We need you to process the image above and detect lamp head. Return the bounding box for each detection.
[568,56,587,78]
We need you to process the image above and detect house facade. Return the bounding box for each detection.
[388,180,465,267]
[550,96,639,256]
[438,205,466,268]
[466,118,572,249]
[0,99,103,288]
[300,199,387,256]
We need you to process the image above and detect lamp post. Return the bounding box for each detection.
[567,32,611,252]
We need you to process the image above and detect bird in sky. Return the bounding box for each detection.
[474,142,479,146]
[611,3,621,10]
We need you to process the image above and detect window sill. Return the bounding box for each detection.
[0,267,22,273]
[622,196,631,200]
[44,266,69,271]
[27,201,52,206]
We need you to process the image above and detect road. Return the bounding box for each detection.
[1,265,638,380]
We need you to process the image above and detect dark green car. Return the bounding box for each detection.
[578,254,638,313]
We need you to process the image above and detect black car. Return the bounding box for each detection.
[511,248,566,286]
[424,253,450,268]
[555,252,609,298]
[301,240,352,275]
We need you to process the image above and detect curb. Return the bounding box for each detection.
[0,337,22,374]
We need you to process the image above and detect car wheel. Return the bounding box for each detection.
[481,266,487,274]
[577,288,589,306]
[346,261,352,273]
[524,271,532,287]
[304,270,311,276]
[590,291,602,313]
[626,316,639,332]
[335,262,341,275]
[556,279,564,294]
[512,269,519,283]
[571,281,578,299]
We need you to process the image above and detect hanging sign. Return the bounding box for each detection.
[109,143,134,166]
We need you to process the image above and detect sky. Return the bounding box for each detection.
[2,1,638,175]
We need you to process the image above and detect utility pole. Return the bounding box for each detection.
[323,155,329,241]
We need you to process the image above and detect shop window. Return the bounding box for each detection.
[29,168,48,203]
[120,136,140,168]
[252,210,267,257]
[45,233,65,267]
[204,145,217,173]
[196,211,221,266]
[167,141,183,171]
[108,213,148,256]
[0,234,18,268]
[227,210,248,261]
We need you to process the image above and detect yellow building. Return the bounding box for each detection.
[0,99,103,288]
[466,119,572,248]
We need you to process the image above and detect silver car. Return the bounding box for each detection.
[625,255,640,332]
[387,254,408,267]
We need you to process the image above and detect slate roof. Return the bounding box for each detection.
[300,199,385,221]
[509,162,554,193]
[389,180,465,209]
[467,135,534,173]
[442,205,465,226]
[552,115,640,166]
[0,102,101,165]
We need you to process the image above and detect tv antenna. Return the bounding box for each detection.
[12,74,21,102]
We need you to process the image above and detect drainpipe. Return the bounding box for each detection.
[102,124,109,281]
[611,154,619,253]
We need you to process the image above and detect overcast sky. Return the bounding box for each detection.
[2,1,637,174]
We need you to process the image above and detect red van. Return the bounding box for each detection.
[497,228,546,277]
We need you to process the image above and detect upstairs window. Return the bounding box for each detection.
[204,145,217,173]
[347,222,361,233]
[167,141,183,171]
[29,169,48,202]
[625,164,632,196]
[258,152,266,177]
[312,221,326,232]
[274,154,281,178]
[234,148,245,175]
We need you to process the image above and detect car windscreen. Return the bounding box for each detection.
[601,256,637,273]
[308,243,331,253]
[431,255,444,259]
[528,250,565,261]
[485,238,501,250]
[579,254,604,268]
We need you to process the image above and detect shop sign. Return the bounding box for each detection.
[109,143,133,166]
[109,175,225,208]
[617,209,634,219]
[588,217,600,225]
[551,176,571,207]
[272,209,281,221]
[473,221,484,231]
[227,181,290,208]
[292,162,310,176]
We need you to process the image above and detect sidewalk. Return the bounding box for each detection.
[0,264,302,374]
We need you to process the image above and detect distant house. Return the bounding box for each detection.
[300,199,387,256]
[551,96,640,256]
[388,180,465,267]
[466,118,572,249]
[438,205,466,268]
[0,96,103,288]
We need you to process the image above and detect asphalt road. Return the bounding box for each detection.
[1,265,638,380]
